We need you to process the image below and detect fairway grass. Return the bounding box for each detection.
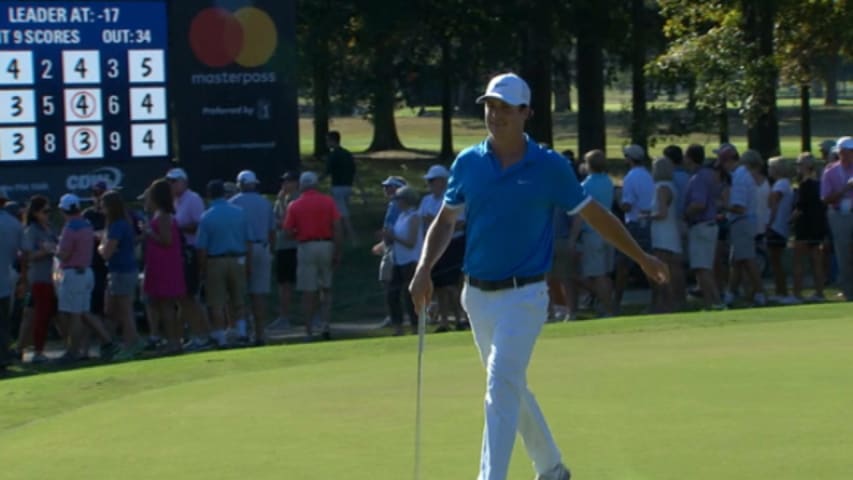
[2,304,852,479]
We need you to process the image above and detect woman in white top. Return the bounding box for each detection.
[649,157,684,312]
[766,156,798,304]
[384,186,423,336]
[419,165,468,332]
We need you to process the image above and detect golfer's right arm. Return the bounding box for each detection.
[410,205,459,312]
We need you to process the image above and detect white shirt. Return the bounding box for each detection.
[392,209,423,265]
[621,166,655,223]
[769,178,794,237]
[728,165,757,223]
[755,179,771,231]
[650,181,682,254]
[418,193,465,239]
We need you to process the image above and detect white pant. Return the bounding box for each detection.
[462,281,562,480]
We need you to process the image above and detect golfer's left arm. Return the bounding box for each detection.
[578,200,668,284]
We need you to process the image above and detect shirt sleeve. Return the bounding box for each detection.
[190,195,205,223]
[283,203,296,232]
[195,218,208,251]
[686,175,707,207]
[444,155,465,208]
[58,226,72,255]
[22,228,35,252]
[772,179,788,194]
[552,154,590,214]
[820,167,834,200]
[729,172,749,208]
[621,173,638,209]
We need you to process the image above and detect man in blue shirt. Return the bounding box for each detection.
[196,180,252,348]
[570,149,615,317]
[409,73,668,480]
[230,170,275,345]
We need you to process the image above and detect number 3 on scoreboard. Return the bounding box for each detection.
[0,127,37,161]
[131,123,167,157]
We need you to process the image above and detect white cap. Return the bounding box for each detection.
[423,165,450,180]
[476,73,531,107]
[59,193,81,211]
[623,144,646,162]
[300,171,319,187]
[381,176,406,188]
[836,136,853,151]
[236,170,259,185]
[166,168,188,181]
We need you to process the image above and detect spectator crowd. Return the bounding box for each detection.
[2,130,852,372]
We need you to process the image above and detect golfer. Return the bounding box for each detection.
[409,73,669,480]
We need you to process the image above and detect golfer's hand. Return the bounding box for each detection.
[409,265,433,314]
[640,253,669,285]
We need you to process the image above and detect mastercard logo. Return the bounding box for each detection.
[189,7,278,68]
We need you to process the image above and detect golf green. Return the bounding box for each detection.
[2,305,851,479]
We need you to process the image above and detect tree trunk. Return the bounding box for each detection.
[718,99,729,143]
[312,38,330,159]
[824,53,839,106]
[522,2,554,147]
[630,0,648,150]
[439,39,454,160]
[743,0,780,159]
[575,3,606,156]
[367,48,404,152]
[800,84,812,153]
[554,79,571,112]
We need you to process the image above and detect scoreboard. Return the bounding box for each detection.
[0,0,168,163]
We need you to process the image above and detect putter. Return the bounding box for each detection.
[414,306,427,480]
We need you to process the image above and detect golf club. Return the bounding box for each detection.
[414,306,427,480]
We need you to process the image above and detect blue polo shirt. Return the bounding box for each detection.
[230,191,275,244]
[196,199,250,256]
[581,173,614,232]
[444,136,590,280]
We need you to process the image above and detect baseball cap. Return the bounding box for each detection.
[299,171,319,187]
[424,165,450,180]
[713,142,739,156]
[836,136,853,151]
[623,144,646,162]
[236,170,259,184]
[476,73,531,107]
[820,139,836,153]
[381,176,406,188]
[166,168,188,181]
[392,186,420,205]
[92,180,109,192]
[281,171,300,182]
[59,193,81,211]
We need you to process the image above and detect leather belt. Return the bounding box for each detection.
[466,274,545,292]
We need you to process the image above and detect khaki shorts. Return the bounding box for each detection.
[580,231,613,278]
[206,257,246,310]
[57,267,94,314]
[248,243,272,295]
[729,218,757,262]
[688,222,718,270]
[297,241,334,292]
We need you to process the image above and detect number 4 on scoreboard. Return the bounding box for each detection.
[131,123,167,157]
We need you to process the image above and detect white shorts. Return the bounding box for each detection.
[57,267,94,314]
[688,222,718,270]
[248,243,272,295]
[729,218,757,262]
[580,231,613,278]
[296,241,334,292]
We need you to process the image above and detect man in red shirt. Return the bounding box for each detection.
[284,171,342,340]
